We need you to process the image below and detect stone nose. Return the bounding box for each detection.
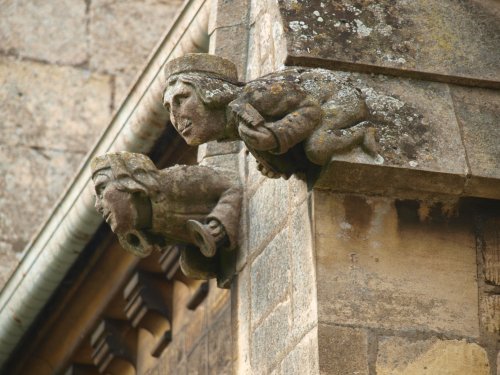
[94,197,104,215]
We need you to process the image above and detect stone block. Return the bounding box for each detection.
[0,145,84,253]
[480,295,500,334]
[89,0,181,76]
[279,0,500,86]
[314,191,479,337]
[250,228,290,325]
[197,141,241,162]
[318,324,368,375]
[207,279,230,326]
[209,25,249,82]
[251,300,292,373]
[376,337,490,374]
[246,0,287,79]
[0,56,112,151]
[233,266,251,374]
[315,73,468,197]
[281,327,319,375]
[184,304,207,354]
[0,0,87,65]
[450,86,500,199]
[208,307,232,375]
[481,217,500,286]
[248,177,289,254]
[208,0,250,35]
[187,335,208,375]
[246,152,265,189]
[290,201,317,338]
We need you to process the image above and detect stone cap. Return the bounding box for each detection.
[164,53,238,83]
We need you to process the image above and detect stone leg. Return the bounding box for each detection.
[304,121,378,165]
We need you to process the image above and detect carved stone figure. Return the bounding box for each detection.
[91,152,241,279]
[162,53,379,178]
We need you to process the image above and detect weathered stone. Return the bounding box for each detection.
[376,337,490,375]
[184,305,207,357]
[0,0,87,65]
[314,191,479,337]
[208,0,250,35]
[0,240,19,287]
[91,152,241,280]
[251,299,292,373]
[250,228,290,325]
[90,0,181,76]
[247,0,287,79]
[450,86,500,200]
[290,201,317,338]
[279,0,500,87]
[281,327,319,375]
[209,25,249,82]
[0,145,84,252]
[318,324,369,375]
[248,177,289,253]
[481,216,500,286]
[197,141,241,163]
[207,307,232,375]
[481,294,500,334]
[187,335,208,375]
[233,266,252,374]
[316,73,467,196]
[0,56,112,151]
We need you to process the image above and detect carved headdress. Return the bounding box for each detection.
[91,151,161,200]
[163,53,239,84]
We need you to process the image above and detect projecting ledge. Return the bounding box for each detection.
[314,81,500,201]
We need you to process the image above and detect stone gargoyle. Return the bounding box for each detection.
[91,151,241,279]
[162,53,380,179]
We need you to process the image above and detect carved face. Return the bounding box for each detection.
[163,80,226,145]
[93,169,140,234]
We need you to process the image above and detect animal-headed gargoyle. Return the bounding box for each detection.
[91,151,241,279]
[162,53,380,179]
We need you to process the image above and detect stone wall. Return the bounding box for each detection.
[314,193,497,374]
[0,0,182,287]
[146,279,233,375]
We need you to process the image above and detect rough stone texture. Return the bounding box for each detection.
[0,0,87,65]
[0,57,112,151]
[314,191,479,337]
[247,0,287,79]
[187,335,208,375]
[481,294,500,334]
[279,0,500,86]
[481,217,500,286]
[376,337,490,375]
[207,307,232,375]
[0,54,111,269]
[248,177,289,254]
[281,327,319,375]
[316,73,468,196]
[318,324,369,375]
[450,86,500,199]
[0,145,85,253]
[251,299,292,374]
[250,228,290,325]
[290,201,317,338]
[90,0,181,77]
[0,241,19,288]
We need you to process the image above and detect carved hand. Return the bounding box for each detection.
[238,123,278,151]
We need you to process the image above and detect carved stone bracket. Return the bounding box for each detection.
[123,271,173,358]
[90,319,137,375]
